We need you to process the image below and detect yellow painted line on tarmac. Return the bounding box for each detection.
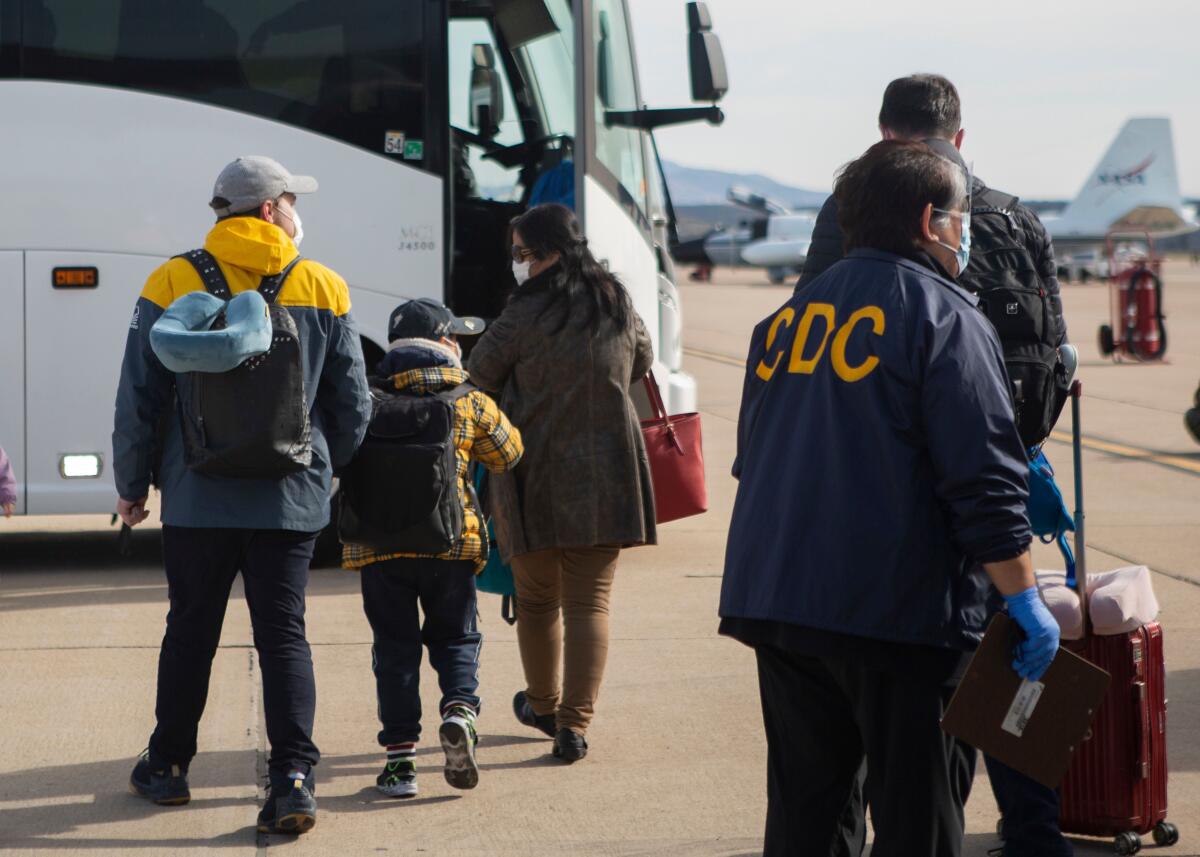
[1047,430,1200,476]
[683,346,744,368]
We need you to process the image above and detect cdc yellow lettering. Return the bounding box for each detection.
[755,303,887,382]
[787,303,837,375]
[831,306,885,382]
[755,307,795,381]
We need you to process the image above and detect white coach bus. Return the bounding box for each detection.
[0,0,727,518]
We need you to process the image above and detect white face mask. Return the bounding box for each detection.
[512,259,532,285]
[276,204,304,248]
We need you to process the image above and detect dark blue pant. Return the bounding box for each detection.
[985,754,1074,857]
[360,557,481,746]
[149,526,319,777]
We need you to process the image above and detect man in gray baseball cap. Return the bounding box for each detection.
[209,155,317,245]
[114,153,372,836]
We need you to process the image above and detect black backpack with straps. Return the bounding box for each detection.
[173,248,313,479]
[338,381,477,554]
[958,188,1070,448]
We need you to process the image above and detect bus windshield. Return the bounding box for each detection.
[15,0,427,159]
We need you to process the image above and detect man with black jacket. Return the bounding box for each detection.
[794,75,1071,857]
[799,76,1064,359]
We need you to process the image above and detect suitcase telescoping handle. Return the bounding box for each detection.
[1070,380,1088,637]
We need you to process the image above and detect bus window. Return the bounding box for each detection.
[19,0,427,162]
[448,18,523,202]
[591,0,647,217]
[517,0,575,142]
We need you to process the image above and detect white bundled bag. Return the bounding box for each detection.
[1035,565,1160,639]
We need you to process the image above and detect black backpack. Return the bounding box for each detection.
[338,381,476,553]
[958,189,1070,448]
[174,249,312,478]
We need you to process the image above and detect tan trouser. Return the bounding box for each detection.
[510,546,620,735]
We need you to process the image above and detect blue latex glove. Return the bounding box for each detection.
[1004,586,1061,681]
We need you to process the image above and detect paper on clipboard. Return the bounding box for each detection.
[941,614,1110,789]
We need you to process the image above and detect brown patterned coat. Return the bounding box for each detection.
[467,269,657,562]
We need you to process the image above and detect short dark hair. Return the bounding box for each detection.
[878,74,961,139]
[835,140,967,257]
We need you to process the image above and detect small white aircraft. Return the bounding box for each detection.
[1044,117,1193,279]
[678,187,817,283]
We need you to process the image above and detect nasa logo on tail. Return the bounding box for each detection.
[1098,154,1156,187]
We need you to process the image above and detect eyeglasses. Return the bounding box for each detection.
[510,245,535,263]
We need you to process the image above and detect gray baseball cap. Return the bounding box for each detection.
[209,156,318,216]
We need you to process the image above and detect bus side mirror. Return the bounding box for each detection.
[687,2,728,103]
[469,43,505,138]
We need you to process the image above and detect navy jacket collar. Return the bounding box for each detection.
[845,248,978,307]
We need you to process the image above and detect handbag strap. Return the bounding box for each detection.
[642,371,670,424]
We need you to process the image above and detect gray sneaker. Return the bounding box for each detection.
[439,705,480,790]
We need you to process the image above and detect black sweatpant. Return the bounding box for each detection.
[755,644,976,857]
[360,557,481,746]
[148,526,319,777]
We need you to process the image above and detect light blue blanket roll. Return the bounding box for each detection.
[150,291,272,374]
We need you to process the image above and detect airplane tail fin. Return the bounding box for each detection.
[1056,117,1184,236]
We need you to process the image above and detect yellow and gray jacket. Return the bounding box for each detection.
[342,360,523,572]
[112,217,372,531]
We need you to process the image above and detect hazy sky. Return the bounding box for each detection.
[631,1,1200,199]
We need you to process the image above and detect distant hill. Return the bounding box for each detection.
[663,160,828,209]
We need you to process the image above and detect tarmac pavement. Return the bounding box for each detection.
[2,259,1198,856]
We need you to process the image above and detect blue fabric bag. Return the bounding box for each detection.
[472,468,517,624]
[1026,448,1076,586]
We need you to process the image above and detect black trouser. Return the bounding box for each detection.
[360,557,481,746]
[149,526,319,777]
[985,754,1074,857]
[755,644,976,857]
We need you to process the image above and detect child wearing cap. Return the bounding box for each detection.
[343,298,523,797]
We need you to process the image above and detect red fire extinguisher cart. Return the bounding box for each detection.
[1098,231,1167,361]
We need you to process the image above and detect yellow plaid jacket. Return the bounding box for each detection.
[341,365,523,572]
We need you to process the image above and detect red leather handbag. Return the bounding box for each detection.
[640,372,707,524]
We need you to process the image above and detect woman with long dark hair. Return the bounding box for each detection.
[467,203,656,762]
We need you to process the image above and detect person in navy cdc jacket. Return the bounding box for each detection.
[720,141,1061,857]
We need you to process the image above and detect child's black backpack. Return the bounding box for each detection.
[175,249,312,479]
[338,382,475,553]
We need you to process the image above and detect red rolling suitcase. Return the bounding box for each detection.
[1057,383,1178,855]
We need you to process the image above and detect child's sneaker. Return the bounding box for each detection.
[439,704,479,790]
[376,743,418,798]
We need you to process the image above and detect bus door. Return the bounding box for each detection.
[0,253,24,514]
[576,0,659,360]
[446,0,577,321]
[24,252,161,514]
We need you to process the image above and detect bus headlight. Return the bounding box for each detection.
[60,453,103,479]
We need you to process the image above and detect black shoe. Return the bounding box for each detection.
[552,727,587,763]
[512,691,556,738]
[129,750,190,806]
[257,770,316,835]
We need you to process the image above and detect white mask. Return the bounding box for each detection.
[276,204,304,248]
[512,259,532,285]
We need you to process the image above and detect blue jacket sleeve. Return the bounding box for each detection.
[319,310,372,472]
[919,308,1032,564]
[112,297,173,501]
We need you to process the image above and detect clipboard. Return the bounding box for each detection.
[941,613,1110,789]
